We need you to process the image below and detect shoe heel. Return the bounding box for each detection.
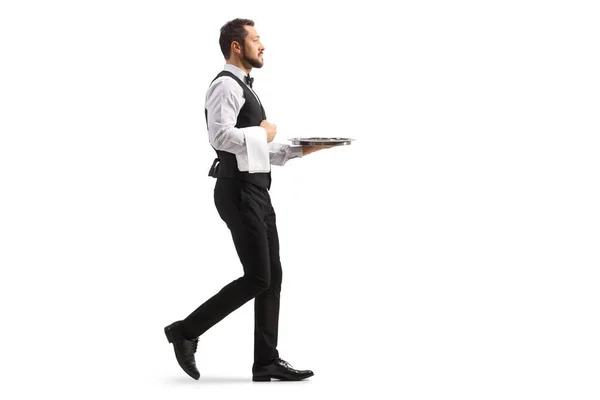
[252,376,271,382]
[164,325,175,343]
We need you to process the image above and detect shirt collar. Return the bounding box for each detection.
[223,63,251,84]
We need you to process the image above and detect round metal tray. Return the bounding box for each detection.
[287,137,355,146]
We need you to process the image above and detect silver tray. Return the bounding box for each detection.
[287,137,355,146]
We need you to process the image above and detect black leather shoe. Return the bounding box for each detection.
[164,321,200,380]
[252,358,314,382]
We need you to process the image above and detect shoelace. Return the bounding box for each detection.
[187,337,199,354]
[276,358,293,369]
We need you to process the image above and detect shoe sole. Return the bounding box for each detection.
[252,376,271,382]
[252,372,314,382]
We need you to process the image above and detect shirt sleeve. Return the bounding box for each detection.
[268,142,303,166]
[205,78,268,156]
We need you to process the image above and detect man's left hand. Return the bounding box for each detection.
[301,145,335,156]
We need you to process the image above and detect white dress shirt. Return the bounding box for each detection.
[205,64,303,173]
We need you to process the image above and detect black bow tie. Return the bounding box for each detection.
[245,74,254,88]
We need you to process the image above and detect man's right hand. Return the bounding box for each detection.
[260,120,277,143]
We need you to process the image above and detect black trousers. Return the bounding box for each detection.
[180,178,282,365]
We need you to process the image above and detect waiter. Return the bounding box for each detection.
[164,18,331,382]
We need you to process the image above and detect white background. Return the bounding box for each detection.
[1,0,599,399]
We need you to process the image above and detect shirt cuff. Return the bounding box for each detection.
[290,145,303,159]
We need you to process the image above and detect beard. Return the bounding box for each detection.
[241,44,263,68]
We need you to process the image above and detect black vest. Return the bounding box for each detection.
[205,70,272,190]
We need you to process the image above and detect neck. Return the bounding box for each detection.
[226,60,251,75]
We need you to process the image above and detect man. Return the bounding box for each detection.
[164,18,331,382]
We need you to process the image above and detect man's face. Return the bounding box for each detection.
[240,25,264,68]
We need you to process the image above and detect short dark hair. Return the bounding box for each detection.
[219,18,254,60]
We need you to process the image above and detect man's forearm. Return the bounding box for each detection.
[209,126,268,156]
[269,142,302,166]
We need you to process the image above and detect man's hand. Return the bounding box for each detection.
[260,120,277,143]
[301,145,334,156]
